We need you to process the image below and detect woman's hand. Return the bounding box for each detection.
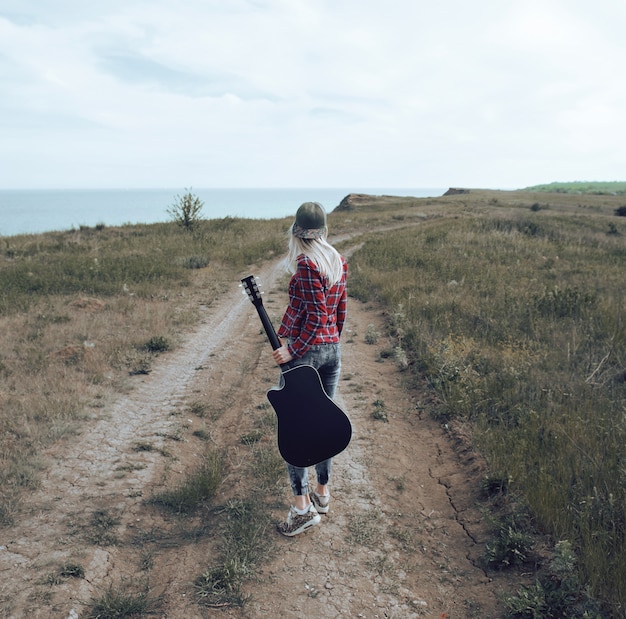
[272,344,293,366]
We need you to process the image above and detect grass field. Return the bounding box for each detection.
[344,190,625,617]
[1,188,625,616]
[525,180,626,195]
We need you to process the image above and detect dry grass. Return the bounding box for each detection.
[347,192,626,615]
[2,189,625,616]
[0,217,287,525]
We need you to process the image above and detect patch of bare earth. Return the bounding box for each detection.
[0,252,518,619]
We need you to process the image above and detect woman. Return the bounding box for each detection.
[272,202,348,537]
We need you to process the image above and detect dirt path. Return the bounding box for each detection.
[0,244,515,618]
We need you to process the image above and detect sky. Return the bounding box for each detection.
[1,0,625,190]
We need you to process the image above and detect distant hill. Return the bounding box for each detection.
[525,181,626,195]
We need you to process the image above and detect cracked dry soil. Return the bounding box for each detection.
[0,249,517,619]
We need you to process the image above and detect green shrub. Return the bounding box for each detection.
[364,324,380,344]
[485,520,534,569]
[87,583,161,618]
[167,190,204,231]
[59,563,85,579]
[502,540,606,618]
[371,399,389,422]
[195,563,246,608]
[143,335,171,353]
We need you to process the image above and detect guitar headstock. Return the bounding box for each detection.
[240,275,263,308]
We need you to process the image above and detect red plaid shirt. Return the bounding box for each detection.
[277,254,348,359]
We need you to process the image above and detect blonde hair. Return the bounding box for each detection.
[285,232,344,287]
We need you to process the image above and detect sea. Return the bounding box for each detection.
[0,187,446,237]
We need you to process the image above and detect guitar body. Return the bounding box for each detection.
[268,365,352,467]
[240,274,352,468]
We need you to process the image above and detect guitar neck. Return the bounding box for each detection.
[240,274,284,353]
[254,303,282,351]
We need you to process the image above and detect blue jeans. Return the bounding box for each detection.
[280,342,341,496]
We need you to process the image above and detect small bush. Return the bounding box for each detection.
[59,563,85,579]
[502,580,548,618]
[371,399,389,422]
[502,540,605,618]
[45,562,86,585]
[394,345,409,370]
[195,563,246,608]
[87,583,161,618]
[485,519,534,569]
[481,474,511,498]
[615,205,626,217]
[240,430,263,445]
[364,324,380,344]
[167,190,204,231]
[143,336,171,353]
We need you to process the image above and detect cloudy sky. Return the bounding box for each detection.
[1,0,625,190]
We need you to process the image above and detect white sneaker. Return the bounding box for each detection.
[309,491,330,514]
[277,505,321,536]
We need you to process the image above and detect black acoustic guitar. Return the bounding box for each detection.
[240,275,352,467]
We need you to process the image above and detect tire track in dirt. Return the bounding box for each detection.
[243,294,502,619]
[0,261,286,618]
[214,239,508,618]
